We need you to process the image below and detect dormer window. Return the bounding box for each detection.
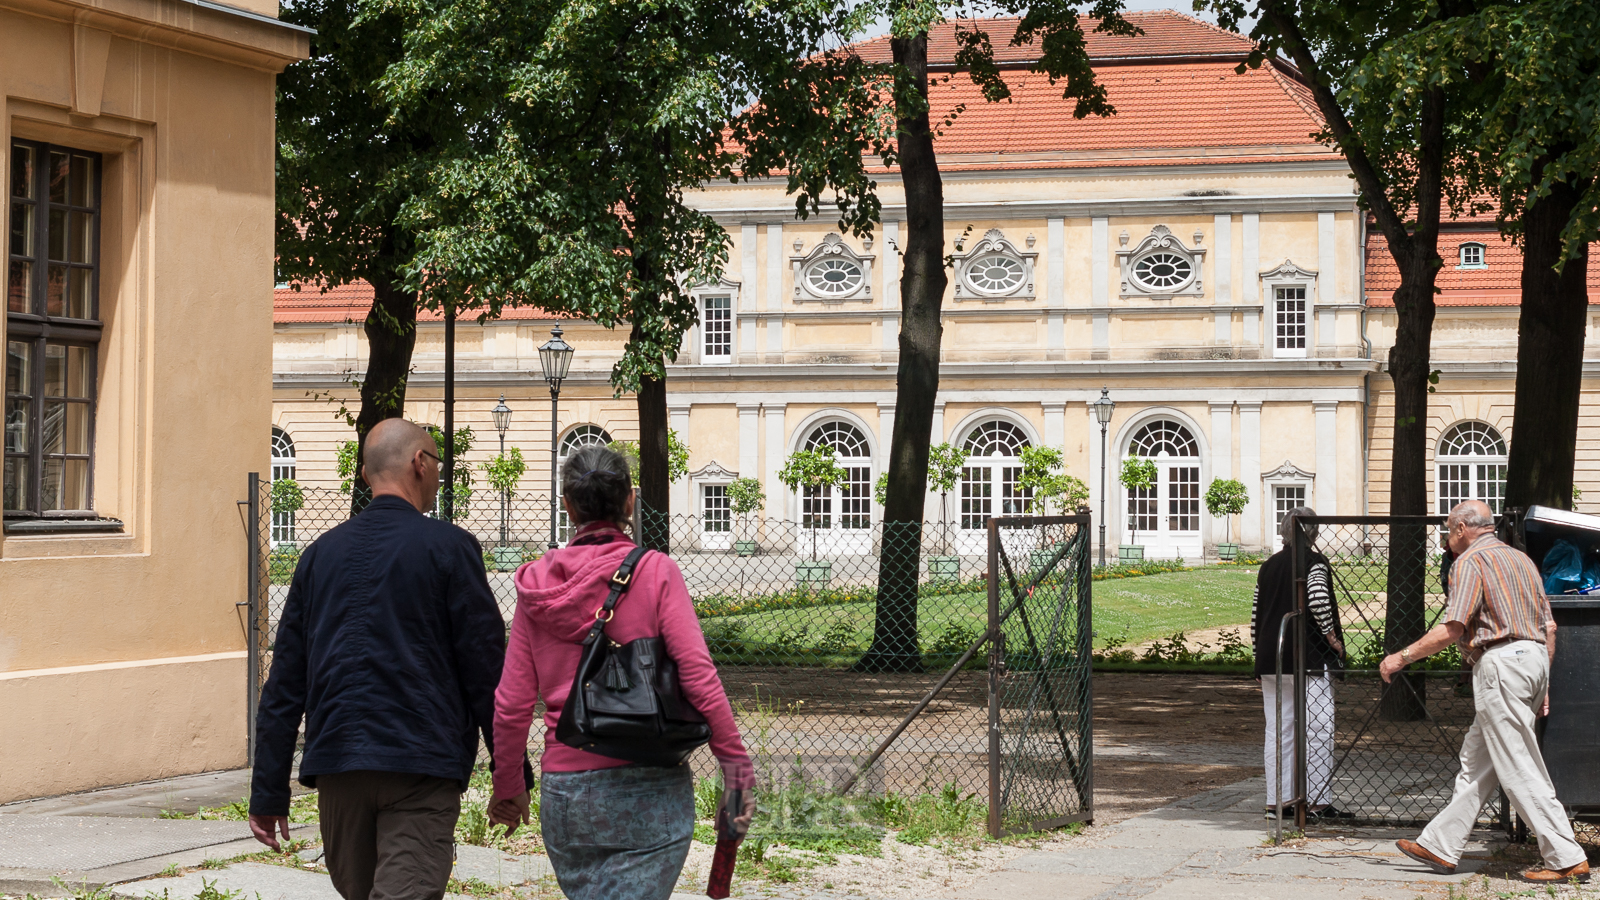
[1459,242,1486,269]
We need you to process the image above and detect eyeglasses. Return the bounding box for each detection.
[420,449,442,466]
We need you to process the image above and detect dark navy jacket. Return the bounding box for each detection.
[250,495,525,816]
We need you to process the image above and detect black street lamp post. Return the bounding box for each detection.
[492,394,512,548]
[1093,387,1116,567]
[538,326,574,549]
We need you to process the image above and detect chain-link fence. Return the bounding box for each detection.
[246,477,1093,839]
[1282,515,1497,830]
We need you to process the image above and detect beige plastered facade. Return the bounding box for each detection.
[1,0,306,801]
[276,158,1390,563]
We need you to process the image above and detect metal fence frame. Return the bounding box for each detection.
[242,475,1092,840]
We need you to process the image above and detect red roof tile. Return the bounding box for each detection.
[1365,227,1600,307]
[848,12,1260,66]
[274,282,556,324]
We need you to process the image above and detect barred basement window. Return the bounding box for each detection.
[701,295,731,361]
[6,140,102,518]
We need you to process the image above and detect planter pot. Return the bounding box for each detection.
[492,546,524,572]
[1118,544,1145,562]
[795,561,833,587]
[734,540,758,557]
[1217,542,1240,562]
[928,555,961,580]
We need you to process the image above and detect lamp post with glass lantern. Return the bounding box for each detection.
[1093,387,1116,566]
[538,326,575,549]
[491,395,512,548]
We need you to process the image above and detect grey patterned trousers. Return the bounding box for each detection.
[540,764,695,900]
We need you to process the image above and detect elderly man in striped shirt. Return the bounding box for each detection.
[1385,500,1588,884]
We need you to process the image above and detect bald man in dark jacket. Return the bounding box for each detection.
[249,419,530,900]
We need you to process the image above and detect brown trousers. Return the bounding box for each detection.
[316,771,461,900]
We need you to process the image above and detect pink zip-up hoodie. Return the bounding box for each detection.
[491,525,753,803]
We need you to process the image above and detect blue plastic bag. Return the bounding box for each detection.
[1543,539,1585,594]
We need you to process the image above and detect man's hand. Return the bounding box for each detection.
[1378,652,1407,683]
[1540,690,1550,718]
[488,792,532,837]
[249,814,291,851]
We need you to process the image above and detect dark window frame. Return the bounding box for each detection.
[6,139,103,519]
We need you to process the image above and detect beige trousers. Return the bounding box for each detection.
[317,771,461,900]
[1418,640,1585,870]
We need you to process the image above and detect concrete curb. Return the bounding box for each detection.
[0,824,318,898]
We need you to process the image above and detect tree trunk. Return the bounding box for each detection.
[632,320,671,552]
[350,271,418,514]
[1505,168,1592,511]
[857,32,944,673]
[1382,270,1438,719]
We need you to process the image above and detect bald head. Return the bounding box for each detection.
[361,419,440,512]
[1448,500,1494,532]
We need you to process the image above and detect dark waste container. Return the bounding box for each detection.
[1506,505,1600,818]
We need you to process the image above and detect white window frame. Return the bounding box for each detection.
[794,418,874,554]
[689,460,737,551]
[953,229,1037,302]
[270,426,297,546]
[1435,421,1507,515]
[1259,259,1319,359]
[556,424,613,542]
[700,294,733,364]
[789,233,875,303]
[1262,459,1316,553]
[1123,419,1203,558]
[1458,242,1487,269]
[1272,285,1309,358]
[1117,225,1206,299]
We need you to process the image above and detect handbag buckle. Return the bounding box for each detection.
[595,608,614,622]
[611,570,632,587]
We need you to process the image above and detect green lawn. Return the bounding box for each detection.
[702,566,1261,662]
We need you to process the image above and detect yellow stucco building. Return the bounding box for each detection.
[2,0,306,801]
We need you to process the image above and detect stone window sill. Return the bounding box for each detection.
[4,517,126,535]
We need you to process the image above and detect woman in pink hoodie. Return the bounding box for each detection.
[488,444,754,899]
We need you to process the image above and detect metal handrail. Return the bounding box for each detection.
[1275,609,1302,844]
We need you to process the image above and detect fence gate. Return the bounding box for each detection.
[986,515,1094,836]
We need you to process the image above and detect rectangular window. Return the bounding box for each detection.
[1168,466,1200,532]
[1273,286,1307,357]
[702,295,732,362]
[839,466,871,529]
[6,141,102,517]
[1459,244,1485,268]
[1274,485,1307,536]
[702,484,730,533]
[1128,484,1157,534]
[960,466,992,529]
[802,484,831,530]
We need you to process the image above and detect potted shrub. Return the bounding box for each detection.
[1205,477,1249,561]
[1118,455,1157,561]
[727,477,766,556]
[926,443,968,580]
[1019,445,1090,570]
[481,447,527,571]
[779,449,845,587]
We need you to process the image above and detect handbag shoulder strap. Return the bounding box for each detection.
[582,545,651,645]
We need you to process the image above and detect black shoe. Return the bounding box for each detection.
[1309,805,1355,820]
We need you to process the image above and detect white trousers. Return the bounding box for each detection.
[1418,641,1585,869]
[1262,671,1335,806]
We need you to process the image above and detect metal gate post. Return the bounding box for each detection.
[1291,516,1309,832]
[986,517,1002,839]
[1078,517,1094,824]
[246,471,262,768]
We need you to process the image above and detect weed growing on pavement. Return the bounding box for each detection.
[48,878,116,900]
[872,785,987,846]
[165,792,318,823]
[157,864,180,877]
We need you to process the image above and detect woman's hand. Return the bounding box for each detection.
[715,788,757,837]
[488,792,532,837]
[1325,633,1344,656]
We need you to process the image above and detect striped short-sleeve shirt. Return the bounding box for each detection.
[1444,533,1552,663]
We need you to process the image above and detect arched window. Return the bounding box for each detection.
[801,421,872,530]
[557,425,613,539]
[960,419,1031,530]
[270,427,296,545]
[1437,422,1507,514]
[1125,420,1201,553]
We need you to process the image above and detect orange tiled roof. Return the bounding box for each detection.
[274,282,556,324]
[1365,227,1600,307]
[847,12,1260,66]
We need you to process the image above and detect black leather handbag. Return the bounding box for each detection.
[554,546,712,766]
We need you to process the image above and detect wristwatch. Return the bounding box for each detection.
[1400,647,1413,664]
